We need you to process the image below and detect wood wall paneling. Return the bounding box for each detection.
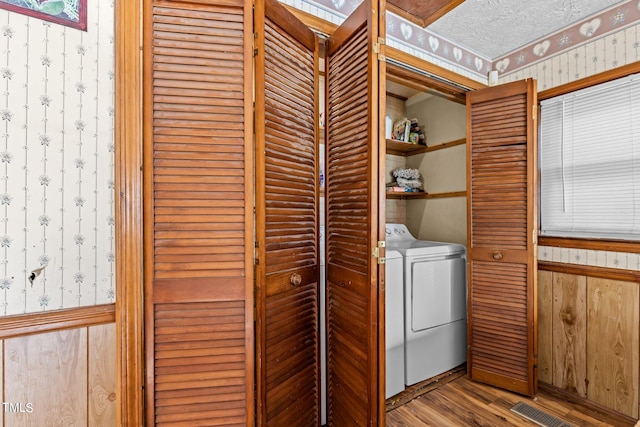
[538,265,640,419]
[537,270,552,384]
[1,324,116,426]
[586,277,639,418]
[89,324,117,426]
[552,272,587,398]
[5,329,88,426]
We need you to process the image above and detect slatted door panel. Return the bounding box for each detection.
[466,79,538,397]
[144,1,253,425]
[325,0,385,424]
[254,0,320,425]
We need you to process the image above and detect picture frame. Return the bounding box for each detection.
[0,0,87,31]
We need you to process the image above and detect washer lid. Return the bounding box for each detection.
[394,240,466,257]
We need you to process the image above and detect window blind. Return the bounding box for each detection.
[539,73,640,240]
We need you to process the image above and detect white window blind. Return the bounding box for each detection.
[539,73,640,240]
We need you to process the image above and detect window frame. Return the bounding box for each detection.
[537,62,640,252]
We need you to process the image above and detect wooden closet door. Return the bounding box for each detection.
[254,0,320,425]
[466,79,538,396]
[325,0,386,424]
[143,0,254,425]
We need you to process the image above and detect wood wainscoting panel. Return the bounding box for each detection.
[552,272,587,398]
[586,277,639,418]
[89,323,117,425]
[537,270,553,384]
[5,329,88,426]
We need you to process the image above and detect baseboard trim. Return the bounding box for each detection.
[539,381,638,427]
[385,364,467,412]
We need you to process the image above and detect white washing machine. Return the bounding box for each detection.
[385,248,405,398]
[385,224,467,386]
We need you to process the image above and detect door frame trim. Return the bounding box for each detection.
[115,0,144,424]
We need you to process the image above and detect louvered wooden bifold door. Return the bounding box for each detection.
[144,0,254,425]
[466,79,538,397]
[254,0,320,425]
[325,0,386,424]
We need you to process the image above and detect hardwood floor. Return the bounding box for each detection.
[386,374,637,427]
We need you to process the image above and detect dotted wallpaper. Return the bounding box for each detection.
[0,3,115,316]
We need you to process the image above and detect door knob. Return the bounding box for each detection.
[290,272,302,286]
[492,251,504,261]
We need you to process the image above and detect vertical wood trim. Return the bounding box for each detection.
[369,2,382,422]
[377,1,387,424]
[87,327,90,425]
[527,78,539,395]
[538,270,552,384]
[142,0,154,423]
[114,0,144,425]
[254,3,267,421]
[243,0,256,423]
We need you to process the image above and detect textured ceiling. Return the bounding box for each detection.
[428,0,627,59]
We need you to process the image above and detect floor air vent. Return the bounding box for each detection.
[510,402,573,427]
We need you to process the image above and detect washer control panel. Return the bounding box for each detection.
[385,224,416,244]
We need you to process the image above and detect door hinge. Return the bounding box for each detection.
[373,37,386,62]
[372,240,386,264]
[532,105,537,121]
[253,32,258,57]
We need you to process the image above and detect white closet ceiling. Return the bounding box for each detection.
[427,0,628,59]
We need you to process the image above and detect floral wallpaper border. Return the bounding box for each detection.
[496,0,640,77]
[498,23,640,91]
[539,245,640,271]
